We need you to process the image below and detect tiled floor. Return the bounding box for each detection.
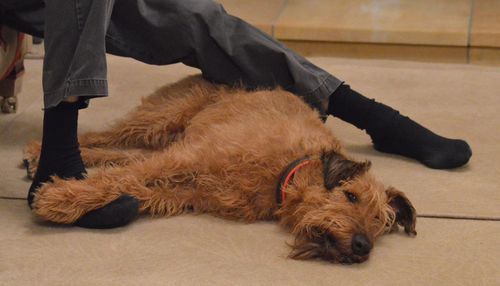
[1,200,499,286]
[218,0,500,65]
[0,56,499,285]
[279,41,469,63]
[274,0,471,46]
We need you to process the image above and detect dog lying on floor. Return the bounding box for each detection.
[24,75,416,264]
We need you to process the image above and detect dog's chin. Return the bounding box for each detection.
[290,241,370,264]
[313,252,371,265]
[322,241,371,264]
[325,250,370,264]
[338,254,370,264]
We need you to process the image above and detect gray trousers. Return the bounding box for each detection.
[1,0,342,115]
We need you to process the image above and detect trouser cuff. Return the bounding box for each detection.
[44,79,108,110]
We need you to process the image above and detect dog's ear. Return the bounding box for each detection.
[322,151,371,190]
[386,187,417,236]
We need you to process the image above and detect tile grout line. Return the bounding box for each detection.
[0,196,26,201]
[466,0,476,63]
[418,214,500,222]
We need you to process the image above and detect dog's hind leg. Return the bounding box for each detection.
[78,83,222,150]
[31,149,197,225]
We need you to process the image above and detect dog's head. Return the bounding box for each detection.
[277,151,416,264]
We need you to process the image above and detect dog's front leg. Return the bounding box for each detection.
[31,151,197,224]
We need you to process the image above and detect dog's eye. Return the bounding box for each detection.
[344,191,358,203]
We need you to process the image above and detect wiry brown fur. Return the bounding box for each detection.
[25,75,417,264]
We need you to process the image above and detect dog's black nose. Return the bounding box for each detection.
[352,234,372,256]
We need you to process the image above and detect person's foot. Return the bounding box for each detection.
[27,151,87,206]
[328,84,472,169]
[27,102,87,208]
[74,195,140,229]
[369,114,472,169]
[28,101,139,228]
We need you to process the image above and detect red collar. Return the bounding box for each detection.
[276,156,314,207]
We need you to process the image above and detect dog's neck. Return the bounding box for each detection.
[276,155,316,207]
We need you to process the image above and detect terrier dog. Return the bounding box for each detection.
[25,76,416,264]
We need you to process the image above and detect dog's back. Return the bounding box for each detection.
[177,86,342,169]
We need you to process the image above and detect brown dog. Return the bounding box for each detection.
[25,76,416,264]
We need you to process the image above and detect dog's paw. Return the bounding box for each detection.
[22,141,42,179]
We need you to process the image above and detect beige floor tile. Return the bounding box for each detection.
[282,40,468,64]
[470,47,500,66]
[275,0,471,46]
[217,0,286,35]
[0,199,498,286]
[1,56,499,220]
[470,0,500,47]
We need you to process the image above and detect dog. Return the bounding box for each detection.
[24,76,416,264]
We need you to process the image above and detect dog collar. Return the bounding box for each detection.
[276,156,314,207]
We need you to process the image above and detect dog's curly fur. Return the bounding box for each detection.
[25,76,416,264]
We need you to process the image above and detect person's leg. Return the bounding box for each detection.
[2,0,113,108]
[3,0,139,227]
[0,1,45,38]
[25,0,113,210]
[28,101,86,200]
[3,0,107,206]
[105,0,341,116]
[104,0,471,169]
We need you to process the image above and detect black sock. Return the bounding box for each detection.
[328,84,472,169]
[27,102,87,208]
[74,195,140,229]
